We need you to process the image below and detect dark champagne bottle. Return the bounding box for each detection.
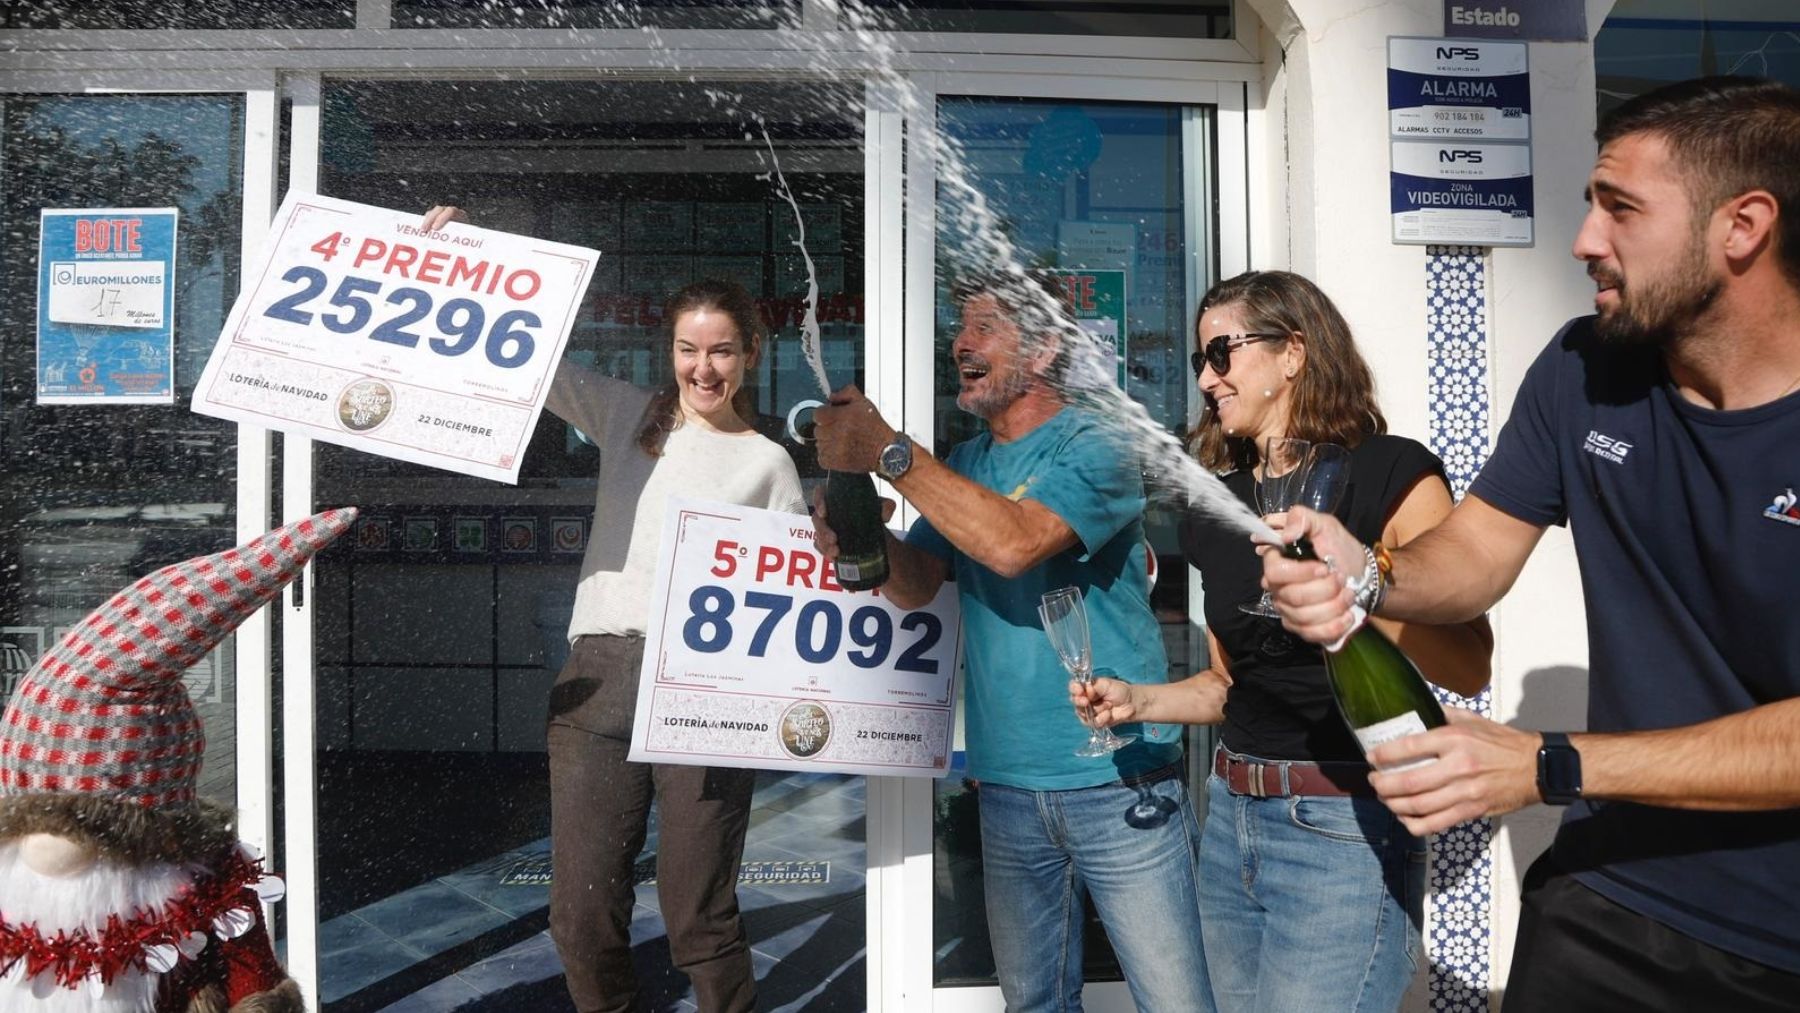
[1285,537,1445,768]
[791,414,889,591]
[825,469,889,590]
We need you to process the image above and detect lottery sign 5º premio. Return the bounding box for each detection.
[629,499,963,778]
[192,193,599,484]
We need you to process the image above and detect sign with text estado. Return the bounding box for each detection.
[191,193,597,483]
[630,499,962,777]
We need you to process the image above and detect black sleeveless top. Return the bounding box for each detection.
[1179,434,1446,763]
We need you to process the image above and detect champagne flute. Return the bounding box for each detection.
[1293,443,1351,516]
[1240,436,1312,617]
[1039,586,1136,757]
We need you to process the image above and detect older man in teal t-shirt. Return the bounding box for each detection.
[811,270,1212,1012]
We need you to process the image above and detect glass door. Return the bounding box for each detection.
[0,81,278,853]
[892,73,1249,1012]
[291,76,873,1011]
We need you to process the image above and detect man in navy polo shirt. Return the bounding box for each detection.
[1264,76,1800,1008]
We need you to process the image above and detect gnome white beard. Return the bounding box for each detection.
[0,841,195,1012]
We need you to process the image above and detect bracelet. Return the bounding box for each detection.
[1353,543,1389,615]
[1368,541,1393,614]
[1372,540,1396,588]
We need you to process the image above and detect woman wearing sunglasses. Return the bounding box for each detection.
[1074,269,1493,1011]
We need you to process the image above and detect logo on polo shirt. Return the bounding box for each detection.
[1766,488,1800,527]
[1582,430,1633,464]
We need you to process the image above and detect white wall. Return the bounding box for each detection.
[1239,0,1619,1003]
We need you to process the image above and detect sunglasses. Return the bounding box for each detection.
[1190,332,1289,377]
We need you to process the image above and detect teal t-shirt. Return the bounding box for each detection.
[907,408,1182,790]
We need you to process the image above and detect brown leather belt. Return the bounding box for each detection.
[1213,748,1375,798]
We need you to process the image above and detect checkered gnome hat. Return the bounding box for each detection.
[0,509,355,819]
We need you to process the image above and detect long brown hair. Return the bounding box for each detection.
[635,278,766,456]
[1187,270,1385,472]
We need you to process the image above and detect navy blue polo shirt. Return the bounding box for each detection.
[1469,316,1800,973]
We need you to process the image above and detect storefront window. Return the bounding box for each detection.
[1597,2,1800,115]
[0,93,245,803]
[930,95,1207,988]
[307,77,865,1009]
[849,0,1231,37]
[2,1,352,29]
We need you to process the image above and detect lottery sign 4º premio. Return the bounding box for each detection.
[192,192,598,484]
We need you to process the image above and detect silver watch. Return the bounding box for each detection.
[876,433,914,481]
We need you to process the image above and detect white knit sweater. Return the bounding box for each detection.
[545,358,805,638]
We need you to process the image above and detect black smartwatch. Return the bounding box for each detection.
[1536,731,1583,805]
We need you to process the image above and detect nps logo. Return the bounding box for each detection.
[1581,430,1632,464]
[1766,488,1800,527]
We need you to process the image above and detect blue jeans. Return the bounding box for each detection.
[978,767,1214,1012]
[1197,768,1425,1012]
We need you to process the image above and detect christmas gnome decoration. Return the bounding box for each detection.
[0,508,355,1013]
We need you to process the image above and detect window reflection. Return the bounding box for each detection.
[390,0,800,30]
[848,0,1231,38]
[308,78,866,1009]
[930,95,1208,989]
[1597,3,1800,115]
[0,94,245,804]
[3,1,351,29]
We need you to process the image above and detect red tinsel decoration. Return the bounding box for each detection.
[0,849,267,991]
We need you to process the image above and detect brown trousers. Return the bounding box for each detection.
[546,634,756,1013]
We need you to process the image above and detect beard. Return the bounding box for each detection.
[0,841,194,1012]
[956,361,1032,419]
[1591,231,1720,346]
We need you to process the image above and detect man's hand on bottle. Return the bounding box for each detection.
[1260,505,1363,645]
[813,385,897,473]
[809,485,894,562]
[1367,709,1543,836]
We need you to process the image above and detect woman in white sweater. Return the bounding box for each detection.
[542,278,803,1013]
[421,208,803,1012]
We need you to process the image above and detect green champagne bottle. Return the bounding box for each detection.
[826,468,889,591]
[1285,537,1444,768]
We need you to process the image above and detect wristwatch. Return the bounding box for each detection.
[877,433,914,481]
[1537,731,1583,805]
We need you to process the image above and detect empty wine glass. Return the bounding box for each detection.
[1039,586,1136,757]
[1293,443,1351,516]
[1240,436,1312,617]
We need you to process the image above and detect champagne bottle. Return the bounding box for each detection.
[825,468,889,591]
[1285,537,1444,768]
[791,410,889,591]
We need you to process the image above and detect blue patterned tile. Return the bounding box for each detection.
[1425,244,1495,1011]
